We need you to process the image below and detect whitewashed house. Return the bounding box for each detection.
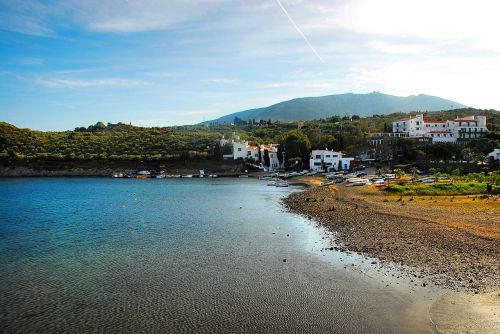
[309,149,353,172]
[220,133,282,169]
[260,144,283,171]
[488,148,500,161]
[393,114,488,143]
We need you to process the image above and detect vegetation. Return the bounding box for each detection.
[0,108,498,165]
[384,182,500,196]
[207,92,468,123]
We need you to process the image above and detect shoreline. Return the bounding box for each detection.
[283,179,500,332]
[0,159,248,177]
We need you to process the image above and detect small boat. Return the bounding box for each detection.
[238,174,249,178]
[275,180,289,187]
[155,174,166,179]
[208,174,218,178]
[321,180,337,186]
[181,174,193,178]
[267,180,277,186]
[347,180,372,187]
[259,175,272,180]
[112,172,124,178]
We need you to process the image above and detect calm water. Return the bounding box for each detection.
[0,178,437,333]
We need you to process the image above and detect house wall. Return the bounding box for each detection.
[393,115,488,143]
[233,141,248,160]
[309,149,353,172]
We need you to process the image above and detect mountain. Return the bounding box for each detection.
[205,92,467,123]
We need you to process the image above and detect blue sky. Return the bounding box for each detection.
[1,0,499,130]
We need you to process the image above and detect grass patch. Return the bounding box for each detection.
[384,182,500,196]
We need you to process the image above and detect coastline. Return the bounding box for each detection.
[284,179,500,333]
[0,159,247,177]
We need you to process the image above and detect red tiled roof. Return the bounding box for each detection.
[453,119,477,122]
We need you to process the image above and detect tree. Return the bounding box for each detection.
[263,149,270,167]
[280,130,311,167]
[277,144,284,165]
[410,167,419,179]
[213,142,223,160]
[287,157,302,171]
[395,168,405,178]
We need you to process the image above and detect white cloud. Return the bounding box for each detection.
[37,77,148,88]
[367,41,432,55]
[348,57,500,109]
[66,0,226,33]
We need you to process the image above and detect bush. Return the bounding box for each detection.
[384,182,500,196]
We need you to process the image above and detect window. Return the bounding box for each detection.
[314,162,321,166]
[238,148,242,151]
[315,155,321,159]
[325,155,330,158]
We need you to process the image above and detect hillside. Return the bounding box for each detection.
[0,109,497,165]
[206,92,467,123]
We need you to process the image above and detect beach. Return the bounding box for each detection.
[284,178,500,332]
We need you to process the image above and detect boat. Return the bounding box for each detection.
[181,174,193,178]
[155,174,166,179]
[112,172,124,178]
[346,180,372,187]
[275,180,289,187]
[259,175,272,180]
[208,174,218,178]
[267,180,277,186]
[238,174,249,178]
[346,177,365,183]
[321,180,337,186]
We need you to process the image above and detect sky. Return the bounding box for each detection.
[1,0,499,131]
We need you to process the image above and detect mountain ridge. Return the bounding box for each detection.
[204,92,467,123]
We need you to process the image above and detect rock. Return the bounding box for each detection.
[283,259,287,262]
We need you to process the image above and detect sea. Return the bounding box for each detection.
[0,178,438,333]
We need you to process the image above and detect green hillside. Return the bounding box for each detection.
[206,92,467,123]
[0,108,498,163]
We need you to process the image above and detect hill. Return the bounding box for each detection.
[205,92,467,123]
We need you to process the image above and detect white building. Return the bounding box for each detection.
[260,144,283,171]
[488,148,500,161]
[393,114,488,143]
[221,133,282,170]
[309,149,354,172]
